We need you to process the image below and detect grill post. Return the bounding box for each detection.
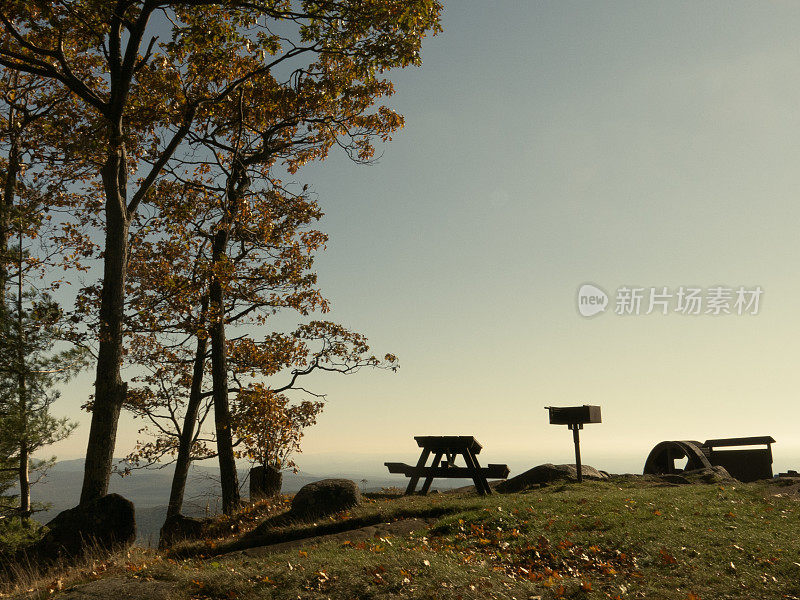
[570,423,583,482]
[546,405,601,483]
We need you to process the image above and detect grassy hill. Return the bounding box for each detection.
[22,460,439,544]
[4,475,800,599]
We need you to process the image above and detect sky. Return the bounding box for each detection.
[47,1,800,478]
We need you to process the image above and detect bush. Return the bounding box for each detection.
[0,515,42,555]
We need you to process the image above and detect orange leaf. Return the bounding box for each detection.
[659,547,677,565]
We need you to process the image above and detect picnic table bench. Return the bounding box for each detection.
[385,435,509,496]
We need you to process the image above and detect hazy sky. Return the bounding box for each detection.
[48,1,800,477]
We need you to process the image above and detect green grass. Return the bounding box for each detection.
[7,478,800,599]
[168,491,491,558]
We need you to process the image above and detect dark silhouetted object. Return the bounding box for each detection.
[546,405,602,426]
[497,463,609,493]
[159,513,209,549]
[385,436,509,495]
[643,436,775,482]
[545,405,602,482]
[290,479,361,519]
[250,465,282,500]
[643,440,711,474]
[21,494,135,563]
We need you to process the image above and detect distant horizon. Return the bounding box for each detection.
[43,444,800,481]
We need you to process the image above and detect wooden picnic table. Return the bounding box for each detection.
[385,435,509,496]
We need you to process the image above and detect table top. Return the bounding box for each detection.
[414,435,483,453]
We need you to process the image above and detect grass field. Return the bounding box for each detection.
[4,476,800,599]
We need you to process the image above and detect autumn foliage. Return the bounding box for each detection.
[231,385,322,472]
[0,0,441,528]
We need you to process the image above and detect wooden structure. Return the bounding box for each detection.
[385,435,509,495]
[643,436,775,482]
[547,405,602,426]
[703,437,775,482]
[545,405,602,482]
[643,440,710,474]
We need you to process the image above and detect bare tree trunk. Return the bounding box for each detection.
[209,161,253,516]
[165,297,209,520]
[210,229,239,515]
[16,222,29,519]
[17,440,29,517]
[80,147,130,504]
[16,347,29,518]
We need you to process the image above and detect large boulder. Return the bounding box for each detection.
[653,466,738,485]
[290,479,361,519]
[684,465,738,484]
[159,513,210,549]
[25,494,135,563]
[497,463,608,493]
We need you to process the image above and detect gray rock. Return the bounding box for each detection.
[158,513,210,549]
[290,478,361,519]
[497,463,608,493]
[25,494,135,563]
[683,465,738,484]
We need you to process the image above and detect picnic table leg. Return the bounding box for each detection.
[405,448,431,495]
[419,451,443,495]
[462,449,491,495]
[475,451,493,495]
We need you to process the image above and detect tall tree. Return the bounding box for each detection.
[151,26,421,508]
[0,69,84,520]
[0,272,82,519]
[116,175,327,515]
[0,1,442,506]
[120,179,396,518]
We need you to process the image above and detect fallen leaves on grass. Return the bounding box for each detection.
[658,547,678,565]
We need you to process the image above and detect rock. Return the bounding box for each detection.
[25,494,135,563]
[158,513,210,549]
[290,479,361,519]
[683,465,738,484]
[497,463,608,493]
[250,465,282,500]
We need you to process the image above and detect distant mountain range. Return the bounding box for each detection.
[17,459,469,545]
